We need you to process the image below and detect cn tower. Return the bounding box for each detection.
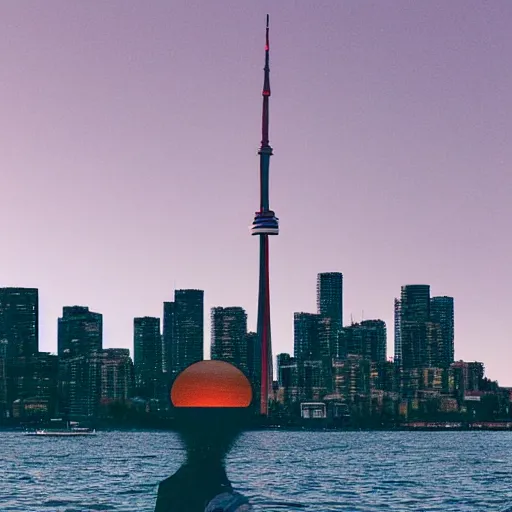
[250,15,279,416]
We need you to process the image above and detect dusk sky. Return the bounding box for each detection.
[1,2,511,385]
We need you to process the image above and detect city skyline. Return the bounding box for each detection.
[2,281,510,425]
[0,279,499,383]
[1,2,512,386]
[0,278,505,385]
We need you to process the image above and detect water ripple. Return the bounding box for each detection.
[2,430,512,511]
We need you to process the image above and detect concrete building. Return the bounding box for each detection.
[332,356,371,403]
[370,361,400,393]
[452,360,484,398]
[300,402,327,419]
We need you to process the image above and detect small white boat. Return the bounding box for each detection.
[26,429,96,437]
[25,421,97,437]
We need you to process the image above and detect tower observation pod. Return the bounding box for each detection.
[249,15,279,416]
[250,211,279,235]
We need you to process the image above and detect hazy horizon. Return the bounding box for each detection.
[1,1,511,385]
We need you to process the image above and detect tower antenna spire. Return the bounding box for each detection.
[261,14,271,148]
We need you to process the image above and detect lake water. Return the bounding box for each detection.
[2,430,512,511]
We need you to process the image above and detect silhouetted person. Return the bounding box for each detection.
[154,361,254,512]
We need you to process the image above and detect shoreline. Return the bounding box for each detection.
[3,424,512,433]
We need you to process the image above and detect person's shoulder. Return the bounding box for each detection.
[154,465,237,512]
[204,491,253,512]
[154,466,200,512]
[155,466,189,496]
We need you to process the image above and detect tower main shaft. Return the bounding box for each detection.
[250,15,279,416]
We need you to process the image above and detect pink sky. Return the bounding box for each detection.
[1,1,511,385]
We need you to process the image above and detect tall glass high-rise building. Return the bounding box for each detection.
[60,351,103,419]
[293,313,331,362]
[399,285,431,370]
[276,353,292,386]
[0,288,39,412]
[316,272,343,326]
[162,301,175,375]
[27,352,59,417]
[58,306,102,359]
[133,317,162,399]
[167,289,204,379]
[101,349,134,402]
[401,285,430,322]
[0,287,39,359]
[361,320,387,362]
[246,331,260,404]
[316,273,343,358]
[59,349,133,420]
[211,307,248,373]
[430,296,455,367]
[394,298,402,364]
[340,320,386,361]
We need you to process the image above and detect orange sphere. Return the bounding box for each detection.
[170,360,252,408]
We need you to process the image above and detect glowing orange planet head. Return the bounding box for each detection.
[170,360,252,408]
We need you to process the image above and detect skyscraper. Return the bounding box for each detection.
[169,289,204,379]
[58,306,102,359]
[276,353,293,387]
[397,285,431,400]
[394,298,402,364]
[317,272,343,326]
[100,349,134,403]
[62,351,103,419]
[246,331,261,405]
[294,313,314,361]
[425,321,444,368]
[316,273,343,358]
[250,16,279,416]
[26,352,59,417]
[162,301,175,374]
[401,285,431,323]
[276,353,299,402]
[133,317,162,399]
[430,296,455,367]
[342,320,387,362]
[360,320,387,362]
[211,307,248,373]
[0,288,39,412]
[0,287,39,359]
[294,313,330,362]
[399,285,431,370]
[332,356,371,404]
[59,349,133,420]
